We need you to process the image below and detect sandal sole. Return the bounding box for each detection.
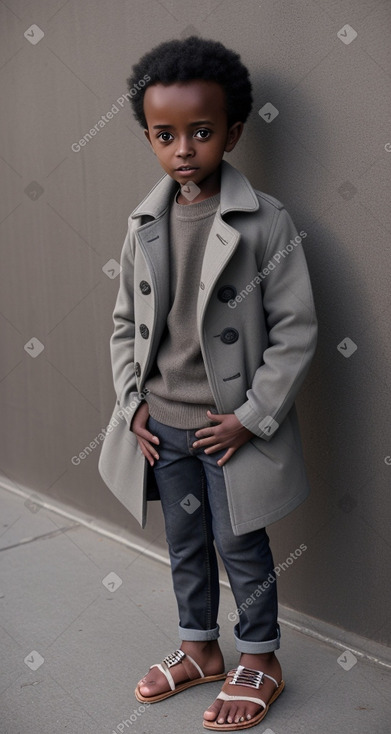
[203,679,285,731]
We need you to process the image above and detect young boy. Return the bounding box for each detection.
[98,36,317,730]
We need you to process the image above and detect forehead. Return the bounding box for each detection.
[143,80,226,123]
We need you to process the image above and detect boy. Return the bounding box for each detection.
[98,36,317,730]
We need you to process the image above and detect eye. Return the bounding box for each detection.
[194,128,212,139]
[157,131,174,142]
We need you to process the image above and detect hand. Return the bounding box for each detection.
[193,410,254,467]
[131,402,160,467]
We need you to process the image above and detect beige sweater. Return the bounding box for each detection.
[145,190,220,428]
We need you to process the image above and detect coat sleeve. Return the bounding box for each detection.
[109,219,143,428]
[234,206,317,440]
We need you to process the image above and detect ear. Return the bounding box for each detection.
[144,128,157,155]
[224,121,244,153]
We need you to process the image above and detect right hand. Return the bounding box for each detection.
[131,401,160,466]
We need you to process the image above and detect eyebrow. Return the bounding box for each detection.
[152,120,215,129]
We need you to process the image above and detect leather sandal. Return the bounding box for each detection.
[135,648,226,703]
[203,664,285,730]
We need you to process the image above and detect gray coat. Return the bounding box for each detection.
[98,160,317,536]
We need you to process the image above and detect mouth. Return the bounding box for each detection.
[175,166,199,173]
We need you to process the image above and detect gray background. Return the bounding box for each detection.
[0,0,390,648]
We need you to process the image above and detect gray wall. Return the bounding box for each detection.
[1,0,390,647]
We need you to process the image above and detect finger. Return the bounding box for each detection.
[137,437,160,465]
[193,434,219,448]
[144,440,160,461]
[203,441,228,454]
[194,426,216,439]
[194,413,222,438]
[206,409,223,422]
[134,426,160,444]
[217,447,235,466]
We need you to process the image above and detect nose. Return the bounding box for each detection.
[176,135,194,159]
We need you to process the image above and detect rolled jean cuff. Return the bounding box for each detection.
[178,624,220,642]
[234,624,280,654]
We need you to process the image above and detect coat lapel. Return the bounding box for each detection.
[135,219,170,380]
[130,160,260,343]
[197,214,240,332]
[129,160,259,222]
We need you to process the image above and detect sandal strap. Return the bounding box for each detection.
[162,649,186,668]
[183,652,204,679]
[226,665,279,690]
[154,662,176,691]
[217,690,267,709]
[150,649,204,692]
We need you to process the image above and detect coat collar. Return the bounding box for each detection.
[130,159,259,220]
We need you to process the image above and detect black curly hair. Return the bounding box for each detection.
[127,36,253,129]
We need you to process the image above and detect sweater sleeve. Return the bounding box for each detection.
[234,206,317,440]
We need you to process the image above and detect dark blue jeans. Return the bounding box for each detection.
[148,416,280,654]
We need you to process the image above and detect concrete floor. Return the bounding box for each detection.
[0,486,390,734]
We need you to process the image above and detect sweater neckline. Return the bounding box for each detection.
[173,189,220,220]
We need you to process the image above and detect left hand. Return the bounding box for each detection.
[193,410,254,467]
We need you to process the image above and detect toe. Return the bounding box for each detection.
[138,671,168,698]
[232,705,245,724]
[217,701,236,724]
[244,703,263,721]
[203,700,223,721]
[138,681,153,696]
[225,704,238,724]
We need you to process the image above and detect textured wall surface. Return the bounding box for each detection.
[0,0,390,646]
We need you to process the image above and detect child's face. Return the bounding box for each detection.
[143,80,243,199]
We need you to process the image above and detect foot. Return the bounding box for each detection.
[137,640,225,699]
[203,652,282,726]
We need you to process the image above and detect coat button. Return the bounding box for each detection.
[139,280,151,295]
[221,328,239,344]
[135,362,141,377]
[139,324,149,339]
[218,285,237,303]
[200,281,205,290]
